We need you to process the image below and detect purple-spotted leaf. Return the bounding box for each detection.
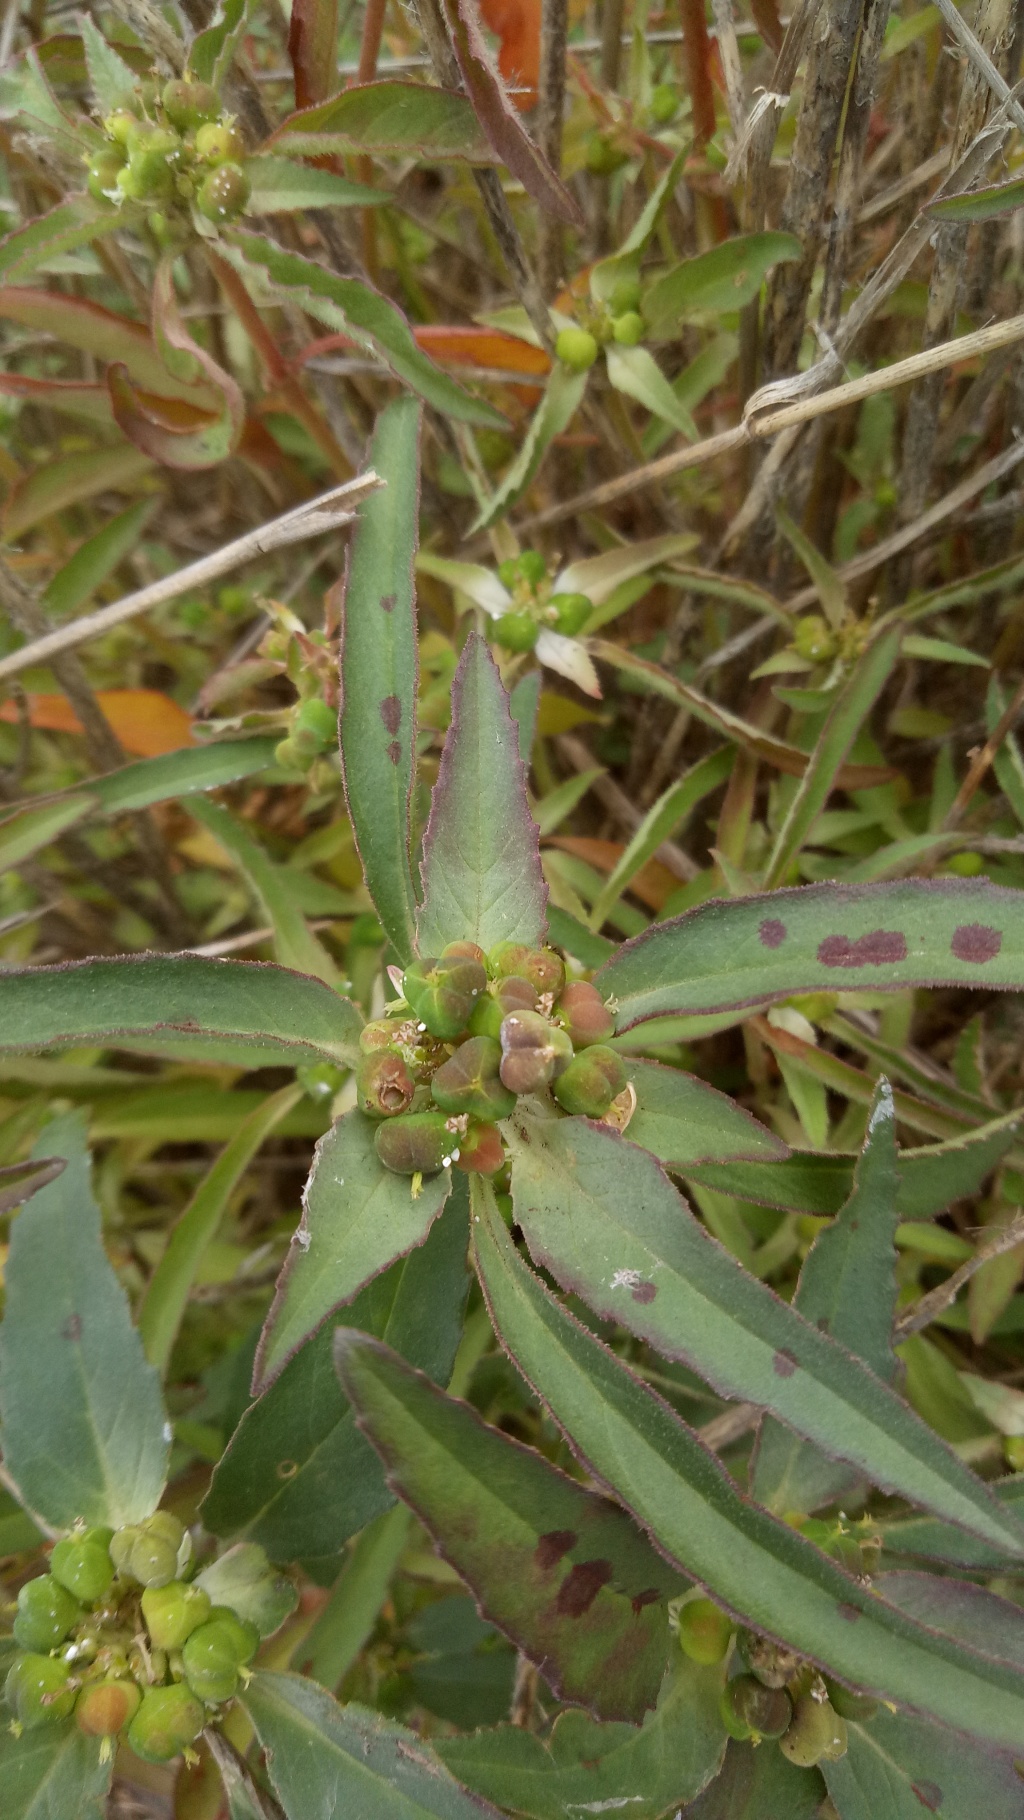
[334,1330,682,1721]
[752,1080,900,1516]
[437,0,581,225]
[598,879,1024,1034]
[288,0,337,109]
[437,1655,727,1820]
[823,1705,1024,1820]
[417,633,546,955]
[338,397,421,963]
[471,1184,1024,1750]
[0,955,363,1068]
[503,1109,1024,1558]
[222,232,504,426]
[0,1156,65,1216]
[242,1672,504,1819]
[254,1108,454,1392]
[265,80,491,159]
[626,1058,789,1168]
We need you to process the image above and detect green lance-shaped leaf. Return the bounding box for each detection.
[334,1330,682,1722]
[242,1671,504,1819]
[77,12,139,115]
[0,954,363,1068]
[187,0,250,85]
[987,674,1024,829]
[685,1107,1024,1219]
[0,1113,168,1531]
[43,497,157,619]
[626,1058,789,1169]
[503,1110,1024,1558]
[927,170,1024,223]
[878,1478,1024,1573]
[471,365,587,533]
[0,197,134,285]
[89,735,281,814]
[187,797,340,985]
[417,633,547,956]
[246,154,387,212]
[254,1108,453,1392]
[204,1188,468,1563]
[1,443,154,542]
[598,879,1024,1033]
[0,795,97,874]
[643,231,803,333]
[877,1568,1024,1665]
[437,1654,727,1820]
[471,1186,1024,1750]
[752,1080,901,1517]
[339,396,421,963]
[682,1739,824,1820]
[0,1719,112,1820]
[822,1706,1024,1820]
[265,80,492,159]
[221,233,503,427]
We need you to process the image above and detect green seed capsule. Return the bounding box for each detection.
[677,1598,733,1664]
[6,1653,78,1729]
[403,954,487,1040]
[793,614,837,663]
[555,326,599,372]
[468,975,538,1040]
[431,1035,516,1121]
[779,1690,847,1766]
[649,82,679,124]
[195,120,246,164]
[608,272,642,314]
[722,1674,792,1741]
[611,311,644,346]
[13,1574,82,1651]
[494,611,538,653]
[555,980,614,1047]
[453,1119,506,1174]
[206,1606,259,1665]
[292,698,337,749]
[181,1619,244,1704]
[112,1512,184,1588]
[718,1683,753,1741]
[50,1538,114,1605]
[75,1676,141,1738]
[87,147,127,204]
[553,1045,626,1118]
[374,1111,458,1175]
[517,551,547,586]
[823,1677,878,1722]
[549,591,592,635]
[497,557,520,589]
[499,1009,573,1094]
[162,78,220,131]
[490,944,564,997]
[127,1683,206,1762]
[141,1581,212,1651]
[357,1050,416,1118]
[197,161,250,223]
[585,133,628,175]
[736,1628,803,1690]
[104,111,138,146]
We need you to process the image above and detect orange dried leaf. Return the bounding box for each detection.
[0,690,195,757]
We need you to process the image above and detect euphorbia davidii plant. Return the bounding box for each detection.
[4,399,1024,1815]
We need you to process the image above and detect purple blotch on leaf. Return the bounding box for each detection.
[535,1529,577,1571]
[911,1782,943,1812]
[631,1588,661,1614]
[759,918,786,949]
[555,1559,613,1618]
[386,741,401,765]
[951,923,1002,964]
[380,593,396,613]
[772,1349,797,1378]
[631,1281,657,1305]
[818,930,908,968]
[380,695,402,735]
[836,1602,860,1622]
[62,1314,82,1341]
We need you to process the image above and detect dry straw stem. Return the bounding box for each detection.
[942,670,1024,833]
[893,1215,1024,1342]
[0,474,382,687]
[521,311,1024,530]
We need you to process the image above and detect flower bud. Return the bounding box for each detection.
[677,1598,732,1664]
[50,1537,114,1605]
[612,311,644,346]
[549,591,592,635]
[469,974,538,1039]
[181,1618,244,1704]
[494,611,538,653]
[13,1574,82,1651]
[823,1677,878,1722]
[197,161,250,223]
[779,1689,847,1766]
[162,78,220,131]
[556,326,599,371]
[127,1683,206,1761]
[356,1050,416,1119]
[454,1120,505,1174]
[195,120,246,164]
[5,1653,78,1729]
[374,1111,458,1175]
[431,1035,516,1121]
[554,980,614,1047]
[553,1045,626,1118]
[141,1581,212,1651]
[736,1628,802,1689]
[722,1674,792,1741]
[499,1010,573,1094]
[75,1675,141,1738]
[403,955,486,1040]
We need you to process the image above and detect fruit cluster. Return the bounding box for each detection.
[358,940,625,1179]
[554,272,646,374]
[490,550,593,654]
[86,78,250,235]
[4,1515,272,1763]
[676,1520,883,1768]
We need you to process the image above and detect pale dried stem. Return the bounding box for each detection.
[941,670,1024,833]
[557,734,699,879]
[893,1216,1024,1342]
[537,0,569,294]
[709,0,746,142]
